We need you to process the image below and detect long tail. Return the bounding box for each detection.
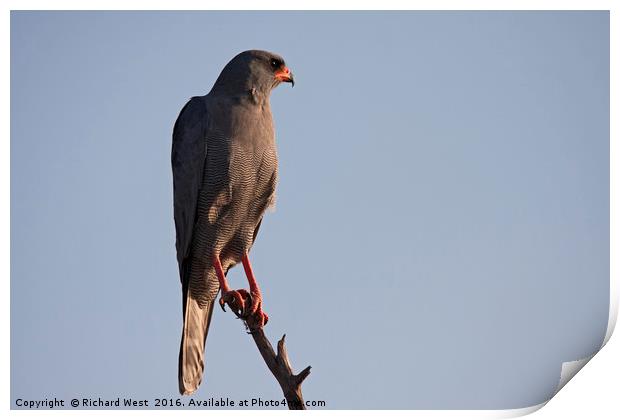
[178,266,216,395]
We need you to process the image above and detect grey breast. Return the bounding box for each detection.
[187,95,278,302]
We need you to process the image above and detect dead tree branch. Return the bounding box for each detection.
[249,329,312,410]
[223,300,312,410]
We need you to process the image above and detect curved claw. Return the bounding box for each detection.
[219,289,249,318]
[220,288,268,329]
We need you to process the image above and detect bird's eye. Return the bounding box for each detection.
[270,59,279,69]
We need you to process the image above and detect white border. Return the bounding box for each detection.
[3,1,617,418]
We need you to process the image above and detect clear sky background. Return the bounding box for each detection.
[11,11,609,409]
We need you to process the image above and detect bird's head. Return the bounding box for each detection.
[211,50,294,97]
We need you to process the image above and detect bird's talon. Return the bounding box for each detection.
[220,288,267,329]
[220,290,247,316]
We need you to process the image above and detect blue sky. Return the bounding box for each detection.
[11,11,609,409]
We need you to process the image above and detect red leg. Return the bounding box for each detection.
[241,253,268,327]
[213,255,248,315]
[241,253,260,295]
[213,255,230,293]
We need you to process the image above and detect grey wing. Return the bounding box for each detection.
[171,96,208,278]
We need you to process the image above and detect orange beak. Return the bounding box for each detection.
[275,66,295,86]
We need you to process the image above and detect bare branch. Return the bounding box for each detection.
[224,301,312,410]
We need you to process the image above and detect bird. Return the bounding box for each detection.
[171,50,294,396]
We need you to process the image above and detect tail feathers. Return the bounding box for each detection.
[178,293,214,395]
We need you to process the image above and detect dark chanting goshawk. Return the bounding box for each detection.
[171,50,294,395]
